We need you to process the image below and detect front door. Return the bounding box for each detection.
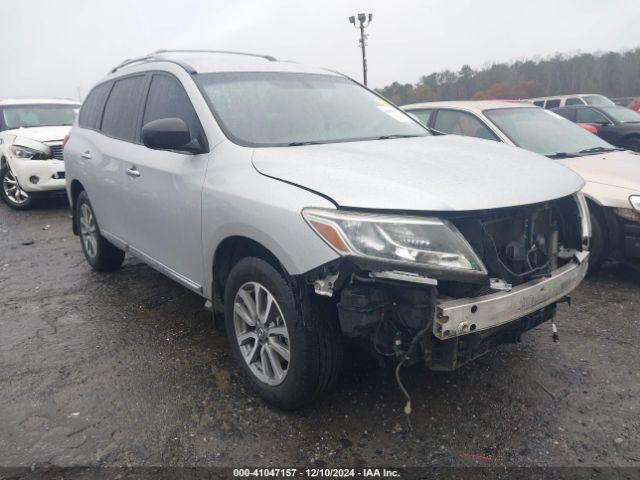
[121,73,209,291]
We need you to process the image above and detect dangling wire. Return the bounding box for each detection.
[395,359,412,431]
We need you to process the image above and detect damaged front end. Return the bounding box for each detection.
[302,193,590,371]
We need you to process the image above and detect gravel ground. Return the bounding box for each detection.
[1,198,639,470]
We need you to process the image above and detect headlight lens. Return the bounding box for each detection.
[630,195,640,212]
[8,145,49,160]
[302,208,487,274]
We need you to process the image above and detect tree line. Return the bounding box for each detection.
[376,48,640,105]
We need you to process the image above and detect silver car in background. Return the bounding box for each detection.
[64,50,590,409]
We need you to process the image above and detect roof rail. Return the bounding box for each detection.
[109,53,197,75]
[109,49,276,75]
[154,49,277,62]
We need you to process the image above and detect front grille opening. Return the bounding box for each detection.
[49,145,64,160]
[450,196,582,287]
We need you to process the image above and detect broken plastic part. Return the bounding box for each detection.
[489,278,512,291]
[313,273,339,297]
[369,270,438,286]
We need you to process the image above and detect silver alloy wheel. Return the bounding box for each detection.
[2,169,29,205]
[233,281,291,386]
[79,203,98,258]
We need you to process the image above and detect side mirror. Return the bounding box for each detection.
[142,118,192,151]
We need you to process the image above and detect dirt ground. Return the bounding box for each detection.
[1,197,639,470]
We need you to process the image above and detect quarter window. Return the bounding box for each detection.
[576,108,610,124]
[407,109,432,126]
[545,99,561,109]
[79,82,111,129]
[142,74,201,138]
[100,75,146,142]
[433,110,497,141]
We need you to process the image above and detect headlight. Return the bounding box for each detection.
[8,145,49,160]
[302,208,487,274]
[630,195,640,212]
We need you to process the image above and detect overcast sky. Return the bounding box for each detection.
[2,0,638,100]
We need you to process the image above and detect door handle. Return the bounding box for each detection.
[125,166,141,177]
[81,151,92,160]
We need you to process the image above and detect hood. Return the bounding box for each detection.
[4,125,71,144]
[251,135,584,211]
[559,150,640,192]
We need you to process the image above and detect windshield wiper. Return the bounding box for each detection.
[578,146,624,154]
[547,152,581,159]
[376,134,423,140]
[287,141,326,146]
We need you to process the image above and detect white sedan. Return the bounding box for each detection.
[403,100,640,270]
[0,98,79,209]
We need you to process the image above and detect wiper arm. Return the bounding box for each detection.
[547,152,580,159]
[578,146,624,154]
[376,134,423,140]
[287,141,325,146]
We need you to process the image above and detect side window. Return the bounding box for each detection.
[142,74,202,139]
[78,82,111,129]
[545,99,561,109]
[552,109,574,121]
[406,109,432,126]
[433,110,497,141]
[532,101,544,107]
[565,97,585,106]
[576,108,610,124]
[100,75,146,142]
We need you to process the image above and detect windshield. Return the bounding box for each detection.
[599,105,640,123]
[583,95,614,106]
[1,104,79,130]
[484,107,614,157]
[196,72,427,147]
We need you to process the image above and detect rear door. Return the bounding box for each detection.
[91,74,149,242]
[575,108,617,143]
[120,73,210,291]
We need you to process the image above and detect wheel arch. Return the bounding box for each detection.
[586,197,620,255]
[70,179,86,235]
[212,236,289,313]
[620,132,640,147]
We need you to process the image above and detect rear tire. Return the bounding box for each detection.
[76,190,125,272]
[224,257,342,410]
[0,166,35,210]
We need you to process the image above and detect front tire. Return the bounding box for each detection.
[76,190,125,272]
[224,257,342,410]
[588,210,606,271]
[0,166,34,210]
[624,136,640,152]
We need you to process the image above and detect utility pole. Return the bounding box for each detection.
[349,13,373,86]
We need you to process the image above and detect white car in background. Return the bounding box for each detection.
[526,94,614,109]
[403,100,640,270]
[0,98,80,209]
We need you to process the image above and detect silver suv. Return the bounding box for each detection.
[65,50,591,409]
